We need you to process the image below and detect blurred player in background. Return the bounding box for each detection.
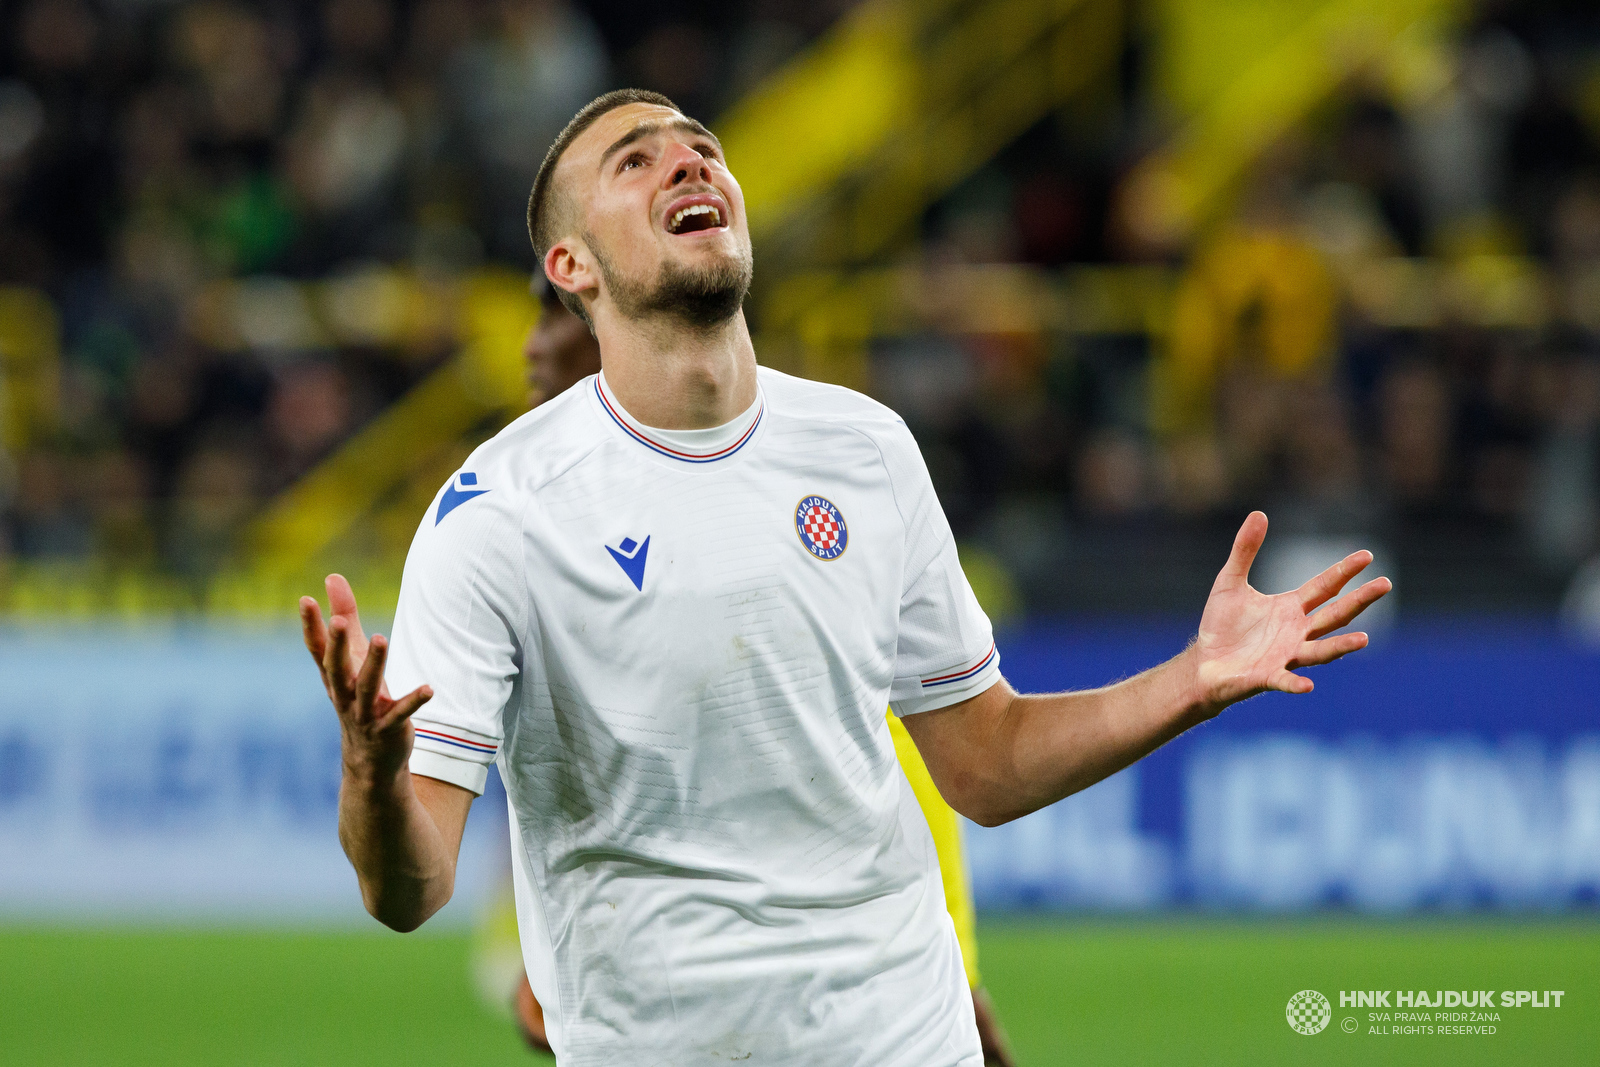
[481,278,1013,1064]
[301,89,1388,1066]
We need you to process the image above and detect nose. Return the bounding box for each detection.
[665,144,713,188]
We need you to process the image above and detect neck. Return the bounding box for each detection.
[593,310,759,430]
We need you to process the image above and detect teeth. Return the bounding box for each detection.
[669,204,723,232]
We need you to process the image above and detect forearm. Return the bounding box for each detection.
[337,763,457,932]
[1012,646,1212,816]
[947,647,1214,826]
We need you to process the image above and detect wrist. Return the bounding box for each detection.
[1175,643,1223,724]
[341,751,409,795]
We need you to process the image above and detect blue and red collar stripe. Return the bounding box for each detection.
[414,727,498,755]
[595,379,762,463]
[920,643,998,688]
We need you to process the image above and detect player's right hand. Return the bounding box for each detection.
[300,574,433,781]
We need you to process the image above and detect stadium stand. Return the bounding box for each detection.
[1,0,1599,620]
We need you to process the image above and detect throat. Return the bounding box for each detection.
[596,327,759,432]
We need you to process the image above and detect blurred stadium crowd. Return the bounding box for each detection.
[0,0,848,593]
[2,0,1600,615]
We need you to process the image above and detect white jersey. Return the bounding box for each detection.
[388,367,1000,1066]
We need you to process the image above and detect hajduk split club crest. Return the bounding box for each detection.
[795,495,848,561]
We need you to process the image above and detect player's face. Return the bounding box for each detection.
[555,103,753,327]
[524,300,600,408]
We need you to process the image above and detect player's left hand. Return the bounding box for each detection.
[514,973,554,1056]
[1191,511,1391,712]
[972,986,1015,1066]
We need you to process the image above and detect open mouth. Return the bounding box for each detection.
[666,203,726,235]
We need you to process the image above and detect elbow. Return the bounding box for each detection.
[377,911,426,934]
[940,776,1027,828]
[960,801,1027,828]
[368,901,440,934]
[363,883,453,934]
[941,759,1043,826]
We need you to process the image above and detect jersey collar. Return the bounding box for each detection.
[594,371,764,464]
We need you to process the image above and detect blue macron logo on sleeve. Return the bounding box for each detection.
[436,471,489,525]
[606,535,650,591]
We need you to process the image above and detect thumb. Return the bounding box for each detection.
[1215,511,1267,591]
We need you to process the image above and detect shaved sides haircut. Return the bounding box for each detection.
[527,88,681,323]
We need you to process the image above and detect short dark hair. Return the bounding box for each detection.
[527,88,681,323]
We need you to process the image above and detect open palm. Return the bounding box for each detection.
[1194,512,1391,709]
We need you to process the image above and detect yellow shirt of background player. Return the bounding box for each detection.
[888,709,981,989]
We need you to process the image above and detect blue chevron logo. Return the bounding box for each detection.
[606,535,650,591]
[436,472,489,524]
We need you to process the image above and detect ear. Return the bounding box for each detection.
[544,239,599,305]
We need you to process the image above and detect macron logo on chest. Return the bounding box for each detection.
[607,535,650,591]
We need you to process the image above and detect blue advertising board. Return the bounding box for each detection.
[0,628,509,923]
[967,619,1600,911]
[0,621,1594,919]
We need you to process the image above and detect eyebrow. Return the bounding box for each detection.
[598,118,722,171]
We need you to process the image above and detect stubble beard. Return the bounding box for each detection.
[589,231,754,331]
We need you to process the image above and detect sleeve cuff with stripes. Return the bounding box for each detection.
[889,643,1002,717]
[408,721,499,797]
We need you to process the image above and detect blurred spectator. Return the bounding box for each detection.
[165,443,261,581]
[1327,94,1424,256]
[282,70,407,257]
[448,0,606,259]
[265,361,352,487]
[1528,353,1600,570]
[1405,29,1531,252]
[1377,359,1453,511]
[1075,431,1150,518]
[85,448,156,568]
[1163,172,1337,412]
[13,451,88,559]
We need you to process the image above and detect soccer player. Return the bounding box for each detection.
[503,279,1014,1063]
[299,89,1390,1065]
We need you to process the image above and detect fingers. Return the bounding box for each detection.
[1268,667,1314,695]
[324,617,357,711]
[1305,576,1392,639]
[326,574,363,629]
[1298,550,1374,613]
[300,596,338,703]
[355,633,388,714]
[299,596,327,663]
[325,573,370,656]
[1215,511,1268,590]
[326,573,360,617]
[377,685,433,731]
[1292,630,1370,669]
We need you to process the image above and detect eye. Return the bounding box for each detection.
[619,152,647,172]
[695,142,721,160]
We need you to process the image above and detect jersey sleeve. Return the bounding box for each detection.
[386,474,528,796]
[880,421,1001,716]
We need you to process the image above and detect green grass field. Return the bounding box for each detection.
[1,920,1593,1065]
